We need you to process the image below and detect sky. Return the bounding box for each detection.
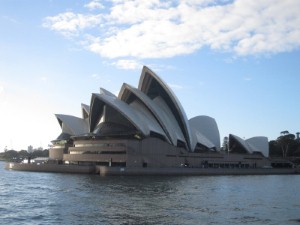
[0,0,299,151]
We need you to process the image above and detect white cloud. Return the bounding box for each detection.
[43,0,300,61]
[84,0,105,10]
[43,12,102,37]
[112,59,142,70]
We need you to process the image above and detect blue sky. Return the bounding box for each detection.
[0,0,299,151]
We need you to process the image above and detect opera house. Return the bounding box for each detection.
[47,66,272,174]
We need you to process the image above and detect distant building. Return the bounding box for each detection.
[28,145,34,153]
[49,66,270,169]
[36,147,44,151]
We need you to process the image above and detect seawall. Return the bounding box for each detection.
[97,166,299,176]
[5,163,95,174]
[5,163,299,176]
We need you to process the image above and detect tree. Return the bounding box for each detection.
[19,150,29,159]
[296,132,300,140]
[32,149,49,158]
[222,136,229,152]
[3,150,19,161]
[0,149,49,162]
[280,130,289,136]
[269,140,281,156]
[277,131,295,157]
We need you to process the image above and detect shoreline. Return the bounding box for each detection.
[5,162,299,176]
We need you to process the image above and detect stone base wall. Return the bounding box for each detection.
[5,163,95,174]
[97,166,299,176]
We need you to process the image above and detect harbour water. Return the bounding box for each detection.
[1,161,300,225]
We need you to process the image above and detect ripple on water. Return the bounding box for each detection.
[1,162,300,225]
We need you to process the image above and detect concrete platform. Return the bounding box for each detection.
[5,163,95,174]
[5,162,299,176]
[96,166,299,176]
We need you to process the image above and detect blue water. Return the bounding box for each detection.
[1,161,300,225]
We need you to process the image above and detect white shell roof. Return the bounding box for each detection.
[119,83,174,144]
[100,88,116,97]
[138,66,192,150]
[247,136,269,157]
[229,134,269,157]
[90,92,150,136]
[81,103,90,119]
[190,127,216,150]
[153,96,186,146]
[189,116,220,151]
[129,100,169,142]
[55,114,89,136]
[230,134,252,153]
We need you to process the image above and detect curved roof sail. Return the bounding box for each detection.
[152,96,186,147]
[190,128,216,150]
[247,136,269,157]
[229,134,252,154]
[229,134,269,157]
[138,66,192,150]
[189,116,220,151]
[129,100,168,141]
[119,83,173,144]
[89,92,150,136]
[100,88,116,97]
[55,114,89,136]
[81,103,90,119]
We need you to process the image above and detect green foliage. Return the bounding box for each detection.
[269,140,281,156]
[0,150,19,161]
[0,149,49,162]
[269,131,300,157]
[222,136,229,151]
[31,150,49,158]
